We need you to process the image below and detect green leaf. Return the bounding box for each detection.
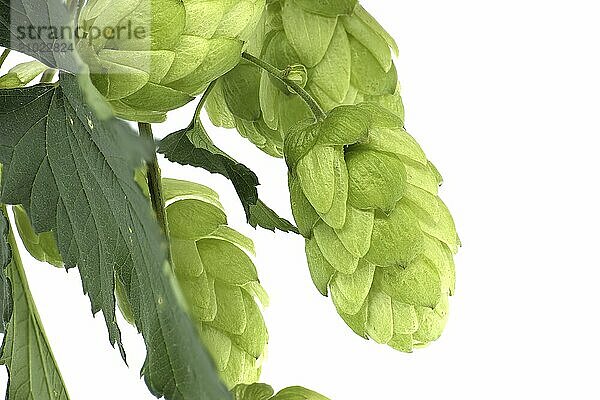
[158,121,297,234]
[0,75,229,400]
[248,200,298,233]
[0,0,79,72]
[0,207,69,399]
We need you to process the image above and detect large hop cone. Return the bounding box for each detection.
[206,0,402,157]
[160,178,269,387]
[77,0,265,122]
[285,104,459,352]
[232,383,329,400]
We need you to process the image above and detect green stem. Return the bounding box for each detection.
[241,52,326,121]
[138,123,173,266]
[0,49,10,69]
[192,79,218,123]
[39,69,57,83]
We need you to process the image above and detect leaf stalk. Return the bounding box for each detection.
[0,49,10,69]
[138,123,173,266]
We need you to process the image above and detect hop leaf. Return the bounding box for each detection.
[285,103,459,352]
[78,0,266,122]
[206,0,402,156]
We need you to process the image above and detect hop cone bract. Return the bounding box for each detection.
[285,104,459,352]
[77,0,265,122]
[232,383,329,400]
[206,0,402,156]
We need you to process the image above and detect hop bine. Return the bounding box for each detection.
[14,178,269,388]
[77,0,265,122]
[206,0,402,157]
[285,103,459,352]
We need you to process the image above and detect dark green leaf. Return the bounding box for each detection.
[248,200,298,233]
[158,121,297,234]
[0,74,230,400]
[0,0,79,72]
[0,207,70,399]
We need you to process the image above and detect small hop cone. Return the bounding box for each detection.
[78,0,265,122]
[232,383,330,400]
[15,177,269,387]
[206,0,403,156]
[285,104,459,352]
[161,178,269,388]
[13,205,62,267]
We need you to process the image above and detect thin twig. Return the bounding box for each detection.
[39,69,57,83]
[0,49,10,70]
[192,79,219,124]
[138,122,173,267]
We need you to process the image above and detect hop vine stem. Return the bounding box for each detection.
[0,49,10,69]
[241,52,326,121]
[138,122,173,266]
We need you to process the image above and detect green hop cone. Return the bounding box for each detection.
[15,175,269,386]
[12,205,62,267]
[285,103,459,352]
[158,178,268,388]
[77,0,266,122]
[232,383,329,400]
[206,0,402,157]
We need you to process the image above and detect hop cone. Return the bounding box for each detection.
[232,383,329,400]
[77,0,265,122]
[14,178,269,387]
[13,205,62,267]
[206,0,402,157]
[153,178,269,387]
[285,104,459,352]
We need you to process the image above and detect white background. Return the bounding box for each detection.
[2,0,600,398]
